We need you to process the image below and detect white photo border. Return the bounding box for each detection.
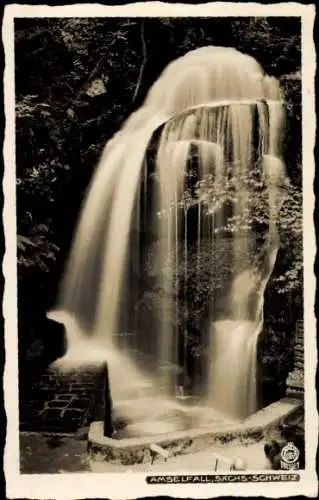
[3,3,317,498]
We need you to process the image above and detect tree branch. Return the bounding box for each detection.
[132,20,147,103]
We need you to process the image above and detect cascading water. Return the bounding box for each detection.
[49,46,287,424]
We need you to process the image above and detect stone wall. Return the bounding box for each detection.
[286,319,304,398]
[19,362,107,434]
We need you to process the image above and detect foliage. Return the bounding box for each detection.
[230,17,301,76]
[173,160,303,294]
[17,228,59,273]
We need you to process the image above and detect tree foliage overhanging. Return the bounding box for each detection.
[14,17,302,388]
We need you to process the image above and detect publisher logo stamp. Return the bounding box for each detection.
[280,442,300,470]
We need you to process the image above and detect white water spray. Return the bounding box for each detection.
[49,46,286,421]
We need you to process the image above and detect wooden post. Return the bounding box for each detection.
[103,364,113,437]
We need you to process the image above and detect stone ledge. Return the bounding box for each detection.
[88,397,302,466]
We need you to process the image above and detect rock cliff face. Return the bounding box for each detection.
[118,107,300,399]
[130,237,241,377]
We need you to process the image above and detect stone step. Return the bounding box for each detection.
[286,378,304,390]
[286,318,304,404]
[286,389,304,399]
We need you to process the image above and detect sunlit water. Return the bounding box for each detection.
[49,46,286,427]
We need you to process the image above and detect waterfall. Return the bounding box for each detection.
[49,46,286,419]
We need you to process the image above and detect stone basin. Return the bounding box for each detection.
[88,397,302,466]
